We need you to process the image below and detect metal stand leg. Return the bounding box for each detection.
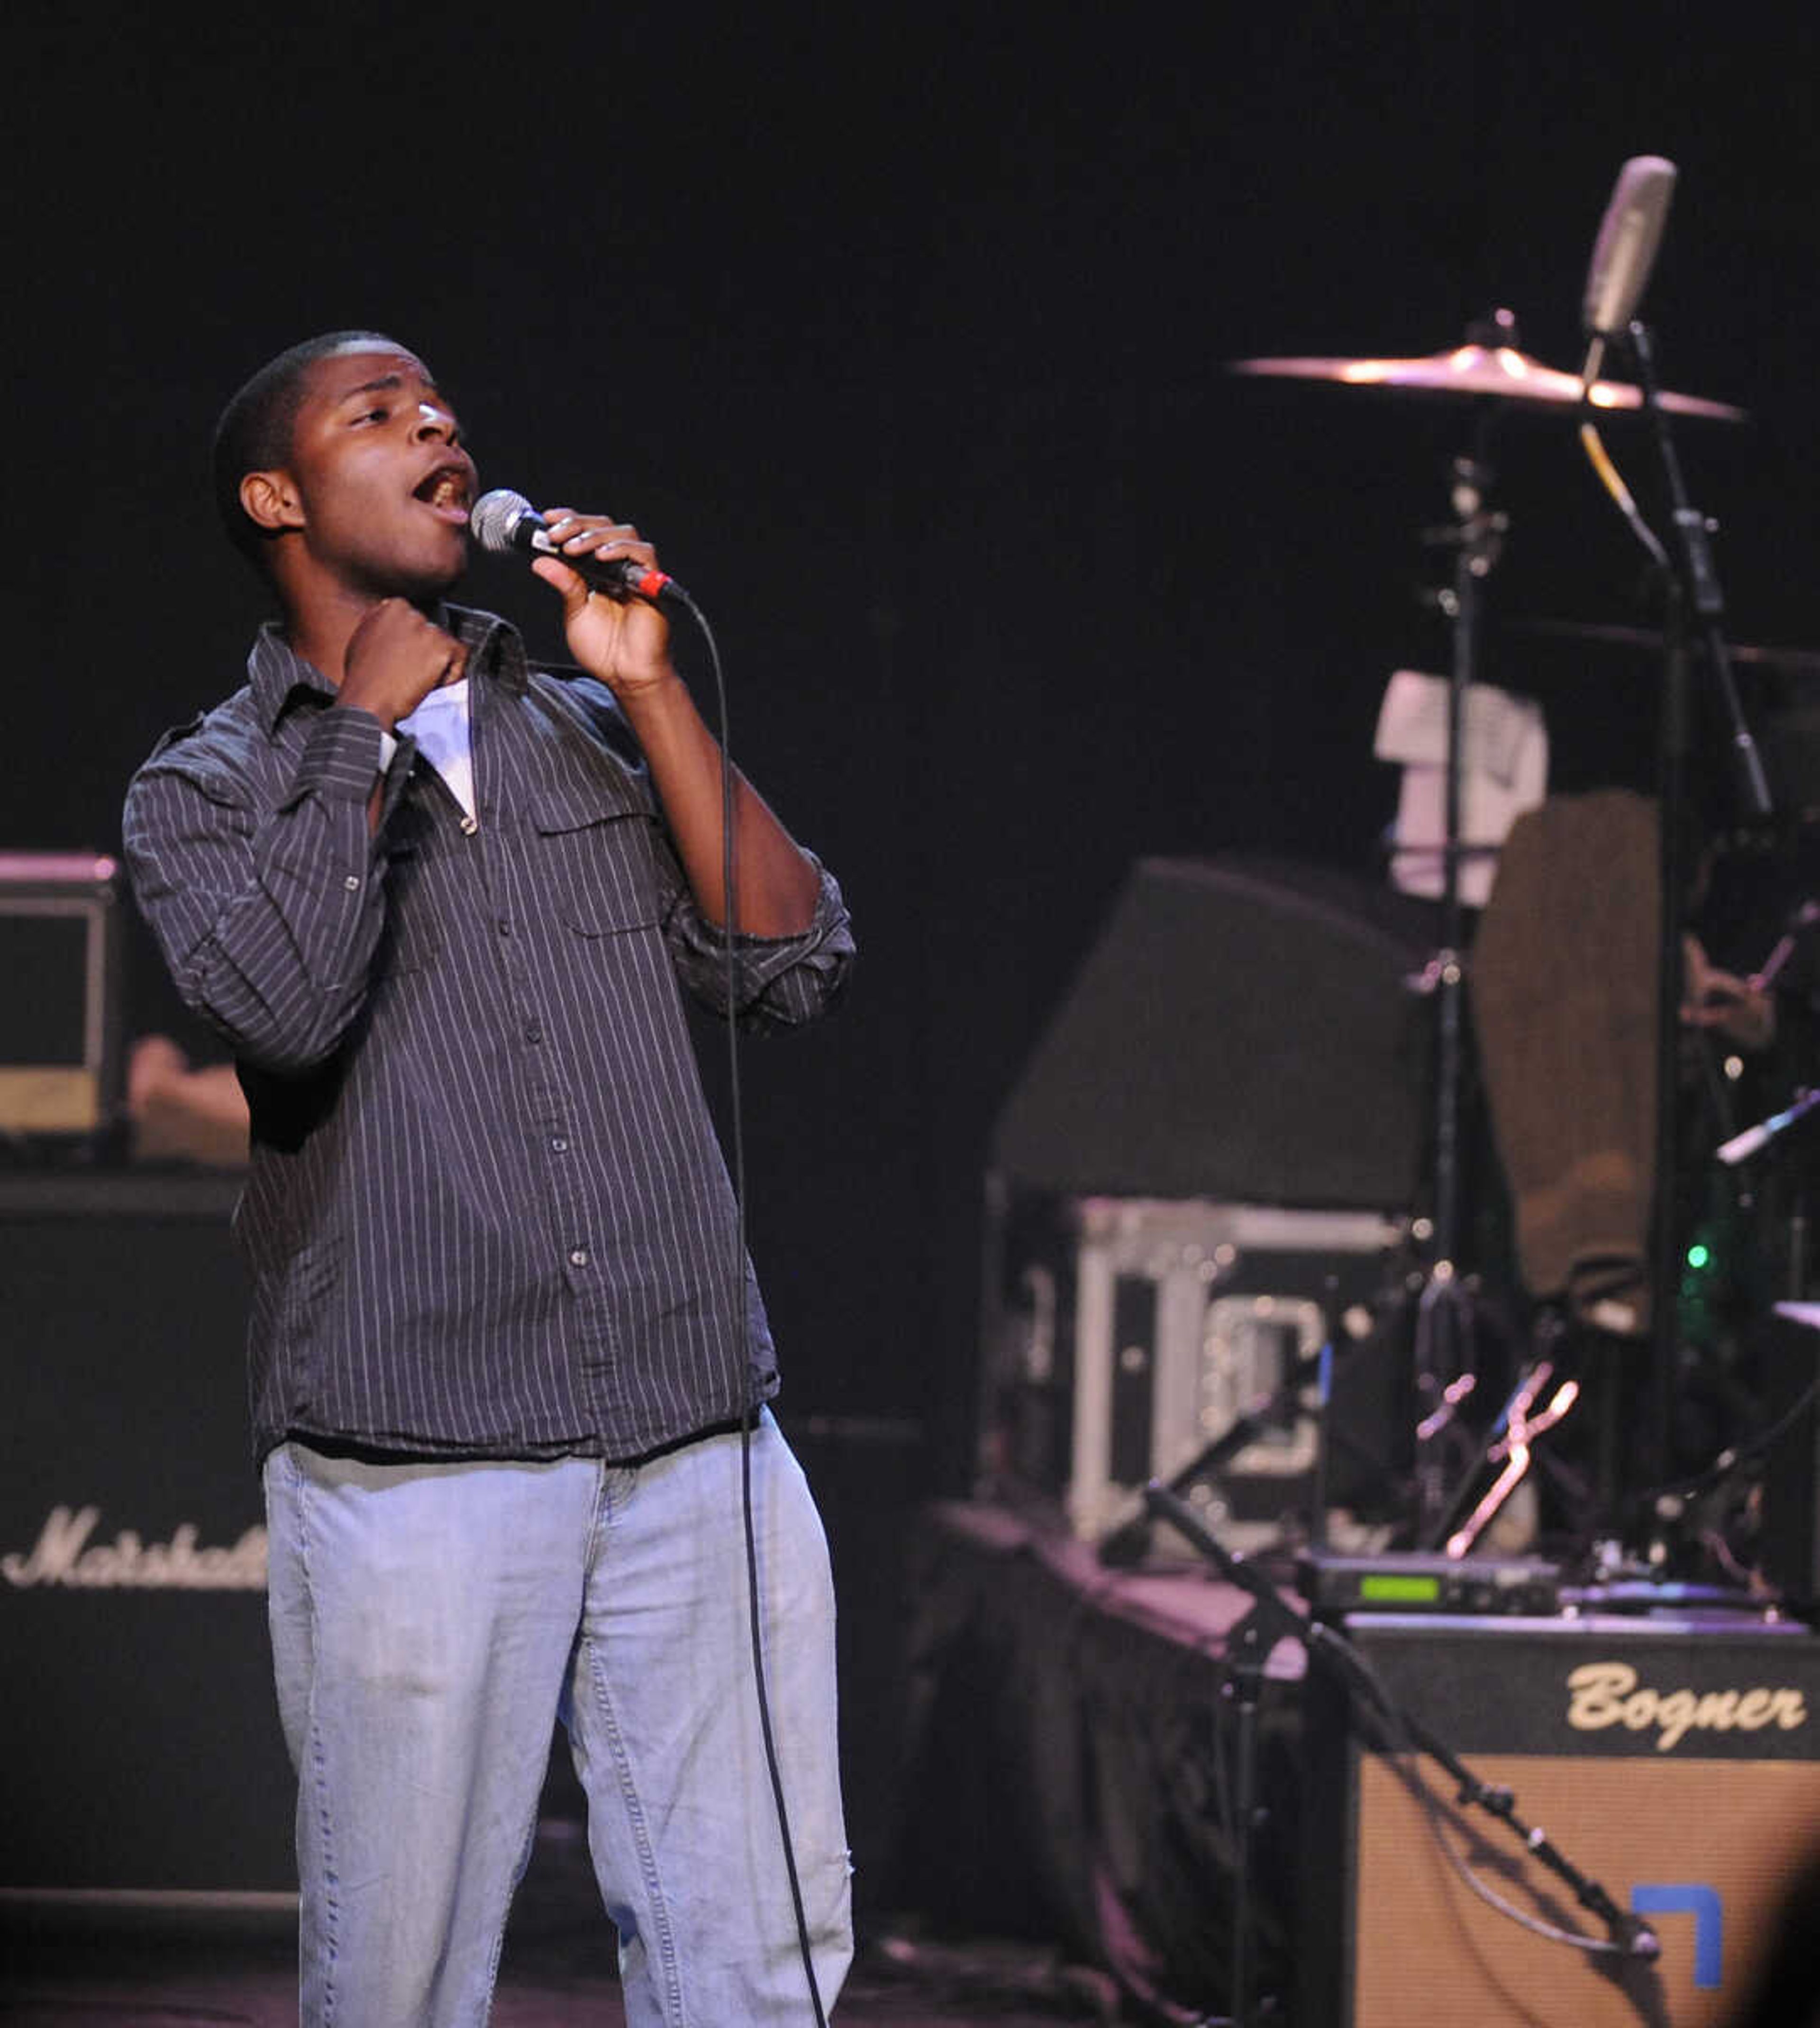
[1214,1604,1271,2028]
[1413,392,1508,1542]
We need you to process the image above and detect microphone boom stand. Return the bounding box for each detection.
[1626,318,1772,1506]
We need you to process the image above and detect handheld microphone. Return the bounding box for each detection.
[470,488,684,609]
[1582,156,1678,339]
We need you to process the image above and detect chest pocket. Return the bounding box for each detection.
[529,787,669,936]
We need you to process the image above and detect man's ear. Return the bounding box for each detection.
[239,469,304,535]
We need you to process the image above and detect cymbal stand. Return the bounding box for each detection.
[1412,403,1508,1541]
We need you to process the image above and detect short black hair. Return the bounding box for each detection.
[211,330,402,571]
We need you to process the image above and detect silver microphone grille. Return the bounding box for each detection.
[469,488,534,554]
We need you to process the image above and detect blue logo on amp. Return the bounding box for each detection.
[1631,1883,1722,1989]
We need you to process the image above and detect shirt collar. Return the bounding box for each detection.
[247,603,528,737]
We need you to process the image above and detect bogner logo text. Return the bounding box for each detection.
[1,1504,267,1591]
[1566,1660,1808,1753]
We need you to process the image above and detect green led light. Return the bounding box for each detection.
[1359,1573,1441,1603]
[1686,1243,1711,1269]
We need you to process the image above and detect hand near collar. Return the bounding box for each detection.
[336,597,469,731]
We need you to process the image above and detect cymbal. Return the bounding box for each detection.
[1231,342,1746,422]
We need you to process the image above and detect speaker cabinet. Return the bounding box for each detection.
[0,1173,295,1901]
[1301,1614,1820,2026]
[989,855,1436,1210]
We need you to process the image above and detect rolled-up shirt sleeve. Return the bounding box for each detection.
[124,706,399,1074]
[663,855,855,1029]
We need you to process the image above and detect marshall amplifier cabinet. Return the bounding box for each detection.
[0,1173,295,1908]
[1299,1612,1820,2027]
[980,1190,1406,1546]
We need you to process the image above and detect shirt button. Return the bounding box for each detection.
[460,815,479,837]
[498,918,511,936]
[525,1023,542,1044]
[568,1246,590,1268]
[343,874,360,891]
[550,1136,569,1153]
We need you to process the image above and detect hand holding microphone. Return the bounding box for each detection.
[470,488,685,609]
[472,487,690,699]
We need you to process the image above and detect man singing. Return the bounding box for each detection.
[123,331,855,2025]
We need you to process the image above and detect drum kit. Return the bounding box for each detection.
[1226,309,1820,1591]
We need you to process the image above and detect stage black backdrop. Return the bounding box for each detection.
[7,11,1820,1536]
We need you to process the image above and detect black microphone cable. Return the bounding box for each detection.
[675,582,835,2028]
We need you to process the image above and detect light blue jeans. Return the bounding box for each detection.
[262,1411,852,2026]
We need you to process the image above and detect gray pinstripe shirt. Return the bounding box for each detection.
[123,606,854,1464]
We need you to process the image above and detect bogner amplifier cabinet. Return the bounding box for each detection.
[1299,1612,1820,2027]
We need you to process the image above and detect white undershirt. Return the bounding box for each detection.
[394,678,475,818]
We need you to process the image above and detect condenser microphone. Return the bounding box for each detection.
[1582,156,1678,338]
[470,488,683,608]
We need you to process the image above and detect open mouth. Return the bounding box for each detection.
[413,464,473,523]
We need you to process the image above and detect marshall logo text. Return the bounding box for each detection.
[1,1504,267,1591]
[1566,1659,1808,1753]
